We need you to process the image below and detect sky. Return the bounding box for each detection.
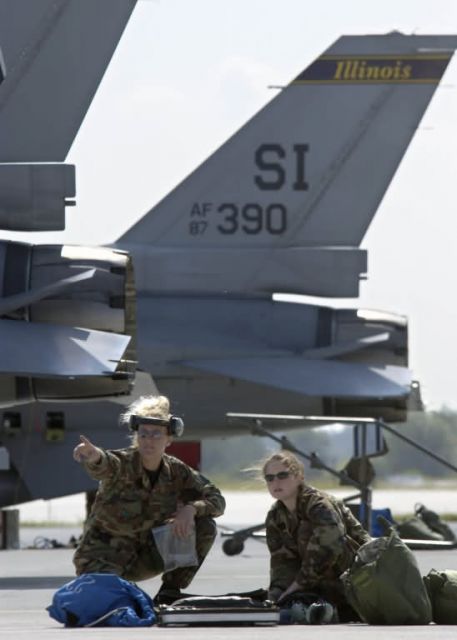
[4,0,457,410]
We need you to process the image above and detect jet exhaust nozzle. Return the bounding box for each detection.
[0,241,137,405]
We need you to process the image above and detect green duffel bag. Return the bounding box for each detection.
[340,530,432,625]
[423,569,457,624]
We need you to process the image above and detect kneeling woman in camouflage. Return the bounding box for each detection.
[263,451,370,618]
[72,395,225,600]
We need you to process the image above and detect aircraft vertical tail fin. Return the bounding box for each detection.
[119,33,457,297]
[0,0,137,162]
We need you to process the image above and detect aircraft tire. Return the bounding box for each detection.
[222,537,244,556]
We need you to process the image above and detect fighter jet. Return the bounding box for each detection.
[0,0,140,408]
[0,1,456,506]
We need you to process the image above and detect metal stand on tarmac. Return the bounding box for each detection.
[221,414,386,555]
[221,413,457,554]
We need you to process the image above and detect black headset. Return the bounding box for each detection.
[129,414,185,437]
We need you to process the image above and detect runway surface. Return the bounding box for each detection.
[2,534,457,639]
[2,489,457,638]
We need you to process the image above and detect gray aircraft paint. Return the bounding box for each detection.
[120,34,457,298]
[0,0,137,162]
[0,1,455,506]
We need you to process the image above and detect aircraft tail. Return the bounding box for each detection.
[0,0,137,162]
[120,32,457,297]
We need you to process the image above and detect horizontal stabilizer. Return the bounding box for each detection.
[227,412,379,425]
[0,319,130,377]
[182,357,412,398]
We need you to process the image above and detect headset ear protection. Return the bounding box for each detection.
[168,415,185,437]
[129,414,184,437]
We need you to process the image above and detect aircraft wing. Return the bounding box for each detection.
[181,357,411,398]
[0,318,130,377]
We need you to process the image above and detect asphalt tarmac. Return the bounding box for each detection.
[2,526,457,640]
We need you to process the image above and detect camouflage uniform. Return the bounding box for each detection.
[266,484,371,607]
[73,448,225,587]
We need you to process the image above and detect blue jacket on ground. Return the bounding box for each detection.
[47,573,156,627]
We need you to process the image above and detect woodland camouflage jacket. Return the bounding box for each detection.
[266,484,371,593]
[82,448,225,538]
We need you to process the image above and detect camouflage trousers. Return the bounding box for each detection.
[73,516,217,587]
[271,558,350,611]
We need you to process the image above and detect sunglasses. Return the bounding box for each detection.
[264,471,291,482]
[137,428,167,440]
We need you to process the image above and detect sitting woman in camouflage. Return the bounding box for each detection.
[72,395,225,601]
[263,451,370,618]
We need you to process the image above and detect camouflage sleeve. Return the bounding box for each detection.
[295,494,348,588]
[83,449,121,483]
[266,510,298,594]
[339,502,372,545]
[179,465,226,518]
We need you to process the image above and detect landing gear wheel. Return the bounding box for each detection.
[222,537,245,556]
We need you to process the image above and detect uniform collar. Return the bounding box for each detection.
[131,448,173,478]
[160,454,173,480]
[133,450,173,481]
